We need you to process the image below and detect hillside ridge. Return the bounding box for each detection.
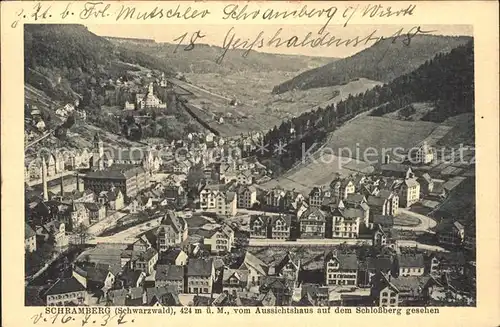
[272,34,472,94]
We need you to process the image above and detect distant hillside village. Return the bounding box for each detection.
[25,126,475,306]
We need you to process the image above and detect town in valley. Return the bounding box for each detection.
[24,24,476,308]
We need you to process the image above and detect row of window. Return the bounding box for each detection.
[400,268,423,273]
[327,280,355,285]
[189,287,209,294]
[190,280,209,286]
[327,274,357,279]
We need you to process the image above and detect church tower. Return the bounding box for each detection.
[148,82,154,95]
[92,133,104,171]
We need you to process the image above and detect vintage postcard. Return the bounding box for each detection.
[1,1,499,326]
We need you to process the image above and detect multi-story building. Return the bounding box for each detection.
[268,252,300,287]
[82,165,149,201]
[39,220,68,250]
[199,184,225,210]
[249,215,270,239]
[427,252,466,276]
[222,268,249,294]
[199,226,234,254]
[237,185,257,209]
[415,142,434,164]
[436,220,465,247]
[249,214,292,240]
[215,191,237,217]
[238,251,269,286]
[397,178,421,207]
[136,83,167,110]
[308,187,325,208]
[268,215,292,240]
[300,285,329,306]
[371,273,437,307]
[324,252,358,287]
[129,248,159,276]
[156,211,188,251]
[367,190,399,216]
[358,256,393,288]
[97,188,125,211]
[45,277,87,306]
[186,259,215,294]
[298,207,326,239]
[155,265,185,293]
[280,190,304,212]
[330,178,355,200]
[259,276,294,306]
[237,170,253,185]
[330,207,364,238]
[164,182,187,207]
[263,187,285,209]
[395,254,425,277]
[160,248,188,266]
[84,202,106,224]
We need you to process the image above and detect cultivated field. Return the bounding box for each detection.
[260,154,374,193]
[258,112,464,192]
[383,102,435,121]
[325,116,439,161]
[437,113,475,147]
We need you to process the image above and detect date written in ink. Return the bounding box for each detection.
[12,2,52,28]
[173,31,206,53]
[30,312,132,326]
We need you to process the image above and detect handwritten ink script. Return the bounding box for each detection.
[11,2,416,28]
[9,1,421,64]
[31,311,131,326]
[214,25,434,63]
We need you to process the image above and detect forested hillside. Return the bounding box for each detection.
[369,42,474,122]
[24,24,172,103]
[272,35,471,94]
[24,24,206,142]
[256,41,474,171]
[107,38,335,74]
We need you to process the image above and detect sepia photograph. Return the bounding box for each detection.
[21,21,478,309]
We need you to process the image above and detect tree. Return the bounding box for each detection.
[74,223,90,245]
[187,165,205,190]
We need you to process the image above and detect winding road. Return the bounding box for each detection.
[394,208,437,233]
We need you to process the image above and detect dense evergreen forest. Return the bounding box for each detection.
[256,41,474,171]
[273,34,471,94]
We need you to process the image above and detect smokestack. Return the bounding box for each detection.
[60,172,64,196]
[76,172,84,192]
[42,157,48,201]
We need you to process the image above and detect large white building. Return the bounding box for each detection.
[415,142,434,164]
[136,83,167,110]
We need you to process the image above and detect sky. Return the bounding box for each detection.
[87,24,473,58]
